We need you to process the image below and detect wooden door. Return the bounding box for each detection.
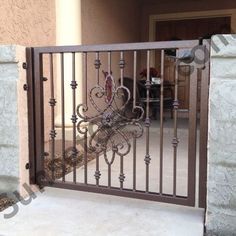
[155,17,231,110]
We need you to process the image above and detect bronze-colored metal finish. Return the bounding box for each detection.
[26,48,36,184]
[172,51,179,197]
[199,41,210,208]
[49,53,56,180]
[27,39,210,208]
[187,65,198,206]
[145,50,151,193]
[71,52,78,184]
[159,50,165,195]
[60,53,66,182]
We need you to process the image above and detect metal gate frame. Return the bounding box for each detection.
[26,40,210,208]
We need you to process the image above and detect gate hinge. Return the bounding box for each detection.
[44,152,49,157]
[25,162,31,170]
[22,62,28,69]
[23,84,29,91]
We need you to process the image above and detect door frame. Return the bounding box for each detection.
[149,8,236,67]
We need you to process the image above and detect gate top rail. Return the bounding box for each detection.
[33,40,199,54]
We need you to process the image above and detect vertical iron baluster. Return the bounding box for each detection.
[119,51,125,189]
[159,50,165,194]
[108,162,111,188]
[83,52,88,185]
[95,153,100,186]
[188,65,198,206]
[49,53,56,180]
[133,51,137,107]
[119,51,125,86]
[94,52,101,185]
[198,44,210,208]
[119,156,125,189]
[133,51,137,191]
[172,51,180,197]
[133,137,136,191]
[71,52,78,183]
[108,51,111,74]
[108,51,111,188]
[60,53,66,182]
[145,50,151,193]
[95,52,101,85]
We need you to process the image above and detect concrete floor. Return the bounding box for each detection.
[66,119,195,198]
[0,118,204,235]
[0,187,204,236]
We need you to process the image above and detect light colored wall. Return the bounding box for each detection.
[206,35,236,235]
[0,0,56,46]
[81,0,141,116]
[81,0,141,45]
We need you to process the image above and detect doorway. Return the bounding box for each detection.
[155,17,231,110]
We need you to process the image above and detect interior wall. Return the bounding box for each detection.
[81,0,141,116]
[81,0,141,45]
[0,0,56,46]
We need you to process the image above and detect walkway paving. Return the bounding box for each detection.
[0,187,204,236]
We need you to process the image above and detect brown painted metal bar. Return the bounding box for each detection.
[60,53,66,182]
[133,51,137,191]
[83,53,88,107]
[33,50,45,184]
[119,51,124,86]
[108,51,111,73]
[119,156,124,190]
[159,50,165,194]
[71,52,77,183]
[199,42,210,208]
[83,52,88,185]
[187,65,198,206]
[95,52,101,84]
[84,132,88,185]
[145,50,151,193]
[26,48,36,184]
[95,153,100,186]
[108,163,111,188]
[49,53,56,180]
[94,52,101,186]
[44,181,194,206]
[172,55,179,197]
[133,51,137,108]
[133,137,136,191]
[33,40,199,54]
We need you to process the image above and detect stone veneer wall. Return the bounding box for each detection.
[0,45,28,197]
[206,35,236,235]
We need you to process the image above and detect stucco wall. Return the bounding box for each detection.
[81,0,141,45]
[81,0,141,78]
[0,0,56,46]
[206,35,236,235]
[81,0,141,116]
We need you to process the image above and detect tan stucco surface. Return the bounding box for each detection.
[79,0,141,116]
[0,0,56,46]
[81,0,141,45]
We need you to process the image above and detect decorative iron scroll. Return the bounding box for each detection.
[77,73,144,166]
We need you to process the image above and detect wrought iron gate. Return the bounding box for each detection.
[26,40,210,207]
